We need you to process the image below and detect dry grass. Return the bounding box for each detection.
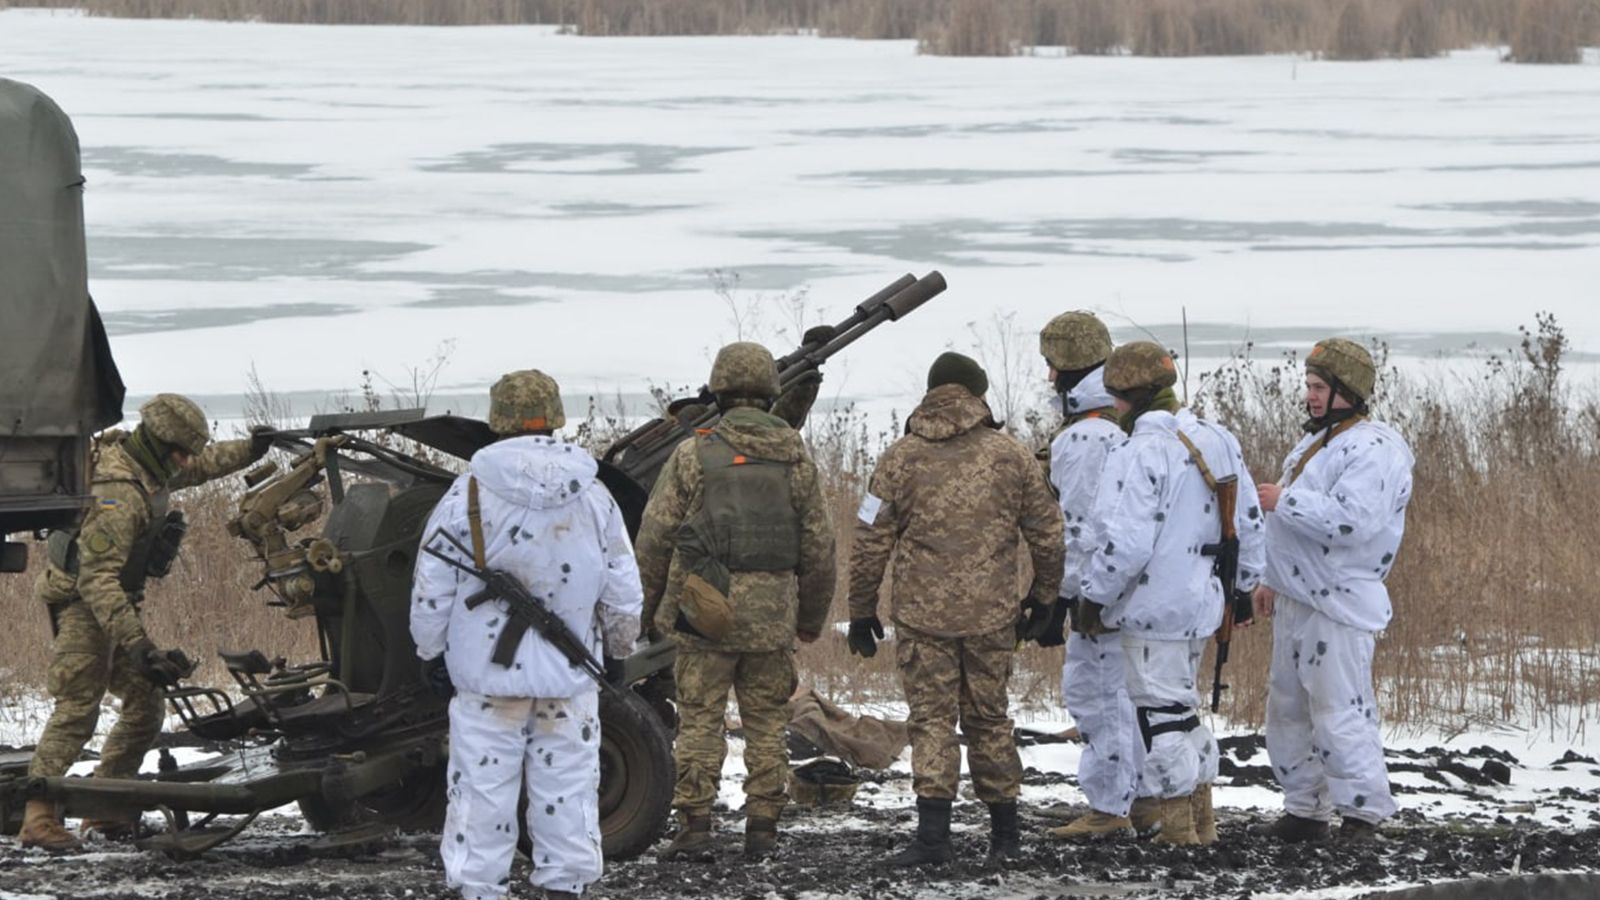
[4,316,1599,743]
[4,0,1594,61]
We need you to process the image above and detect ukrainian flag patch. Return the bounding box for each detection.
[100,498,120,508]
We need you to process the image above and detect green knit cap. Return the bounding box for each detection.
[927,351,989,397]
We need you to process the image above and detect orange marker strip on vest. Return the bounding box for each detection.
[733,455,747,465]
[522,417,547,430]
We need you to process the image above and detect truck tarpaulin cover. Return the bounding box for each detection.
[0,77,122,437]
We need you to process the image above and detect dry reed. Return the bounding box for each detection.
[3,0,1592,61]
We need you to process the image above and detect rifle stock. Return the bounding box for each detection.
[1209,475,1240,713]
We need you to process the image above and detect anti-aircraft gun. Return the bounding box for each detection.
[1,270,947,858]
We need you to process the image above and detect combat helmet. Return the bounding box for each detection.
[709,342,780,402]
[488,369,566,435]
[1306,338,1375,403]
[139,394,210,455]
[1040,311,1112,372]
[1103,341,1177,394]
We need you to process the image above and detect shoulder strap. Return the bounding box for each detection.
[1286,415,1366,487]
[92,476,152,506]
[1174,430,1219,494]
[467,476,488,570]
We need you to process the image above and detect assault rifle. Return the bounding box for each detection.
[602,270,947,493]
[419,527,621,699]
[1201,474,1254,713]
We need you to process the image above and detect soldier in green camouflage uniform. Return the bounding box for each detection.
[19,394,268,852]
[635,342,837,861]
[847,352,1065,866]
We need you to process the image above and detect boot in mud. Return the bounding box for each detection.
[658,812,715,862]
[1252,812,1331,844]
[1152,794,1200,846]
[986,801,1022,862]
[886,797,955,867]
[1337,817,1379,843]
[1190,783,1217,845]
[743,815,778,860]
[1048,810,1135,840]
[19,800,82,854]
[1130,796,1162,834]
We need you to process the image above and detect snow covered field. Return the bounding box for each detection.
[2,9,1599,423]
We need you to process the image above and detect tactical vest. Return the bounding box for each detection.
[695,432,801,573]
[47,475,180,599]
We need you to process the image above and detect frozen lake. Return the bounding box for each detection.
[3,9,1599,422]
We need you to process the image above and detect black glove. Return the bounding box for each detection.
[1015,597,1055,644]
[1034,597,1071,648]
[248,425,276,460]
[847,616,884,658]
[132,639,195,687]
[420,655,454,699]
[604,656,626,687]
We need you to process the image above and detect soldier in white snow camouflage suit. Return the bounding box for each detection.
[411,370,642,900]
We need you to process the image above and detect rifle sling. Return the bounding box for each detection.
[467,476,488,571]
[1287,415,1366,487]
[1174,430,1220,494]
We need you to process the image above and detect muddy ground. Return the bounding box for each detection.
[6,765,1600,900]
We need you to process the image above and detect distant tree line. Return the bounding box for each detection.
[4,0,1594,63]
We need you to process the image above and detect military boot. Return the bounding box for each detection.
[885,797,954,867]
[1129,796,1161,833]
[1190,783,1217,845]
[657,812,714,862]
[985,801,1022,862]
[81,810,142,843]
[1151,794,1200,846]
[1252,812,1330,843]
[1337,817,1379,842]
[743,815,778,860]
[1047,810,1135,840]
[19,800,83,853]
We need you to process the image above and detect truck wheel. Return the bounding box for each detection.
[298,763,447,833]
[517,689,674,862]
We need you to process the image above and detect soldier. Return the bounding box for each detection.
[1253,340,1413,843]
[847,352,1064,866]
[1035,312,1156,840]
[411,369,642,900]
[1077,342,1263,845]
[635,342,836,861]
[20,394,270,852]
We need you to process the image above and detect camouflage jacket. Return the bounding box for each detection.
[35,431,257,653]
[635,406,836,653]
[848,385,1065,638]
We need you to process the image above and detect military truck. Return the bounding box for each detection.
[0,78,126,573]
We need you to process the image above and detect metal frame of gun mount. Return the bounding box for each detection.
[0,268,951,858]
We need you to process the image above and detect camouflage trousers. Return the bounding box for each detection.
[27,590,163,780]
[897,623,1021,803]
[672,645,796,820]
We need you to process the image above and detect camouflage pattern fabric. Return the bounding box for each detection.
[847,384,1064,638]
[1039,311,1112,371]
[897,623,1021,802]
[768,374,820,431]
[28,431,257,780]
[708,342,780,400]
[672,646,796,819]
[139,394,210,455]
[1103,341,1178,393]
[488,368,566,435]
[635,406,835,653]
[27,594,164,779]
[1306,338,1376,401]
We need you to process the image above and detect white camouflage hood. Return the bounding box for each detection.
[468,435,598,509]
